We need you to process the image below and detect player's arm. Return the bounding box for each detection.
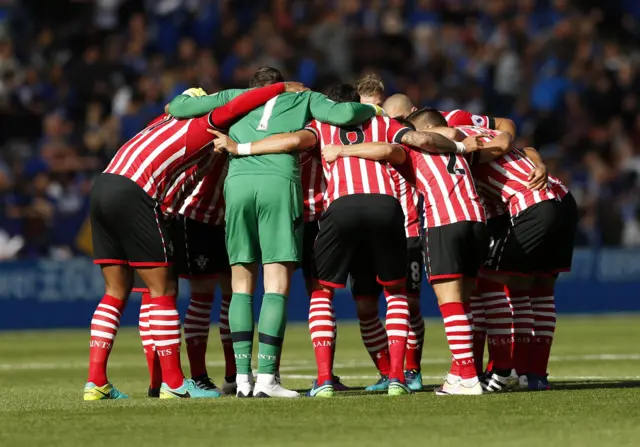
[400,130,480,155]
[494,117,516,141]
[473,133,513,163]
[309,91,380,127]
[168,88,246,118]
[322,142,407,164]
[209,129,317,156]
[422,126,465,141]
[523,146,548,191]
[209,82,306,129]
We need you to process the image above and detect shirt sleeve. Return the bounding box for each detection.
[168,88,246,118]
[444,109,494,129]
[309,91,377,127]
[386,118,412,144]
[208,83,285,129]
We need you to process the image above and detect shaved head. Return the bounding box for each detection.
[383,94,415,119]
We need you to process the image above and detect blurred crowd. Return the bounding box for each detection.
[1,0,640,259]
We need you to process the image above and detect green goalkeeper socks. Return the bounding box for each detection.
[229,293,254,375]
[257,293,287,374]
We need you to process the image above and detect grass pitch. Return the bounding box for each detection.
[1,315,639,447]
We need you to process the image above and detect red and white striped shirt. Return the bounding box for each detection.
[305,116,411,209]
[548,173,569,200]
[396,149,485,228]
[177,153,229,225]
[300,148,325,222]
[457,126,558,217]
[104,113,217,212]
[441,109,493,129]
[391,169,422,237]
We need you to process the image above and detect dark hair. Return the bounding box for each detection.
[249,67,285,88]
[325,83,360,103]
[406,107,447,127]
[394,117,416,131]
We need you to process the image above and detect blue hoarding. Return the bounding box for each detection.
[0,249,638,330]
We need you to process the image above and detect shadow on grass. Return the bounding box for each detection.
[295,380,640,396]
[550,380,640,391]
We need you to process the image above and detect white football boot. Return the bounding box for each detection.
[253,373,300,398]
[235,373,254,398]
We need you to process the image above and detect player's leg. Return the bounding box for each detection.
[253,176,304,398]
[477,216,518,391]
[426,222,486,396]
[369,195,411,396]
[303,221,348,390]
[349,243,389,390]
[506,200,558,382]
[469,281,487,376]
[528,275,556,390]
[307,197,357,398]
[404,236,425,391]
[85,174,132,400]
[129,193,219,399]
[133,273,161,397]
[224,175,262,397]
[528,194,577,390]
[177,217,222,391]
[217,273,236,394]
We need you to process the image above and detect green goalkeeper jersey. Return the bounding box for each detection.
[168,89,377,183]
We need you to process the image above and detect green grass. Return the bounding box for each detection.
[1,316,640,447]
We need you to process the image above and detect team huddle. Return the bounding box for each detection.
[83,67,577,400]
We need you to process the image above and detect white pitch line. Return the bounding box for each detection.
[0,353,639,372]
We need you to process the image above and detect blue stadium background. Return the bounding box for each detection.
[1,0,639,329]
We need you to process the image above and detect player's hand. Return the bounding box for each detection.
[208,129,238,154]
[528,164,548,191]
[461,136,483,153]
[182,87,207,97]
[368,104,386,116]
[322,144,342,163]
[284,82,309,93]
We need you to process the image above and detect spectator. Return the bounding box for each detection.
[0,0,638,257]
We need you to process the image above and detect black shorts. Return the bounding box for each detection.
[425,221,488,282]
[484,199,563,275]
[301,220,320,279]
[314,194,406,288]
[547,193,578,274]
[350,236,424,298]
[91,173,173,267]
[172,216,230,279]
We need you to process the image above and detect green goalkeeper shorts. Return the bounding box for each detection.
[224,175,303,265]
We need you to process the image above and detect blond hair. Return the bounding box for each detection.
[356,73,385,98]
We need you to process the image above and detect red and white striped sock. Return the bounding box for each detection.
[508,287,534,375]
[358,311,391,376]
[184,292,213,378]
[309,290,336,384]
[384,288,409,382]
[440,302,477,379]
[88,294,126,386]
[149,295,184,389]
[139,292,162,389]
[530,287,556,376]
[219,294,236,378]
[405,300,425,371]
[470,289,487,374]
[482,279,514,371]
